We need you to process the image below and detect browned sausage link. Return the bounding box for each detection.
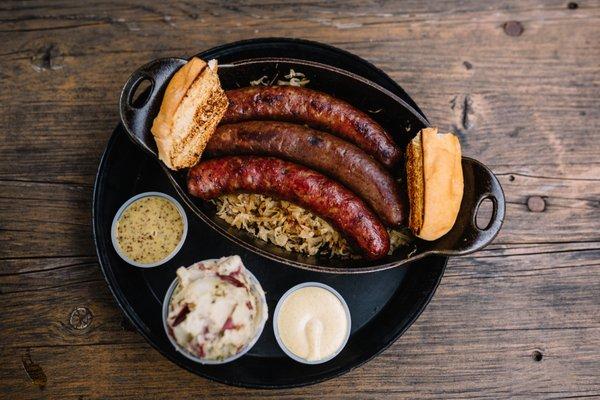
[222,86,401,168]
[206,121,406,226]
[187,156,390,259]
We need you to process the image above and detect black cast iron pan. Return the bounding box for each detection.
[119,50,504,273]
[120,48,505,273]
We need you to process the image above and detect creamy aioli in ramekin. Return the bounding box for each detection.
[276,285,349,362]
[166,256,267,361]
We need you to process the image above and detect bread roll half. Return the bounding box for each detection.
[407,127,463,241]
[151,58,228,170]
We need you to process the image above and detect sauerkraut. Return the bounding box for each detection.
[212,194,410,258]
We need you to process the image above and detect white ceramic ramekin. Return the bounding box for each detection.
[111,191,188,268]
[162,260,268,364]
[273,282,351,364]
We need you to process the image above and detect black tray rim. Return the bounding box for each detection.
[92,38,449,389]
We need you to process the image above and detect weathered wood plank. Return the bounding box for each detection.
[0,180,95,259]
[0,256,100,294]
[492,164,600,244]
[1,0,599,398]
[2,340,598,400]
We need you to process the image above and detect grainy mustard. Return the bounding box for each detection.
[116,196,183,264]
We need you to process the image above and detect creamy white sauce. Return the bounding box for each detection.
[277,286,348,361]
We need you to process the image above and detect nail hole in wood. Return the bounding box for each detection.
[532,350,543,362]
[527,196,546,212]
[463,61,473,70]
[568,2,578,9]
[503,21,524,37]
[509,175,515,181]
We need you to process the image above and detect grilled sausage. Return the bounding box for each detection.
[188,156,390,259]
[222,86,401,168]
[206,121,406,226]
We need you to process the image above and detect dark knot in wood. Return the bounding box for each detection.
[69,306,93,330]
[21,349,47,390]
[31,43,63,72]
[532,350,543,362]
[527,196,546,212]
[503,21,524,37]
[568,2,578,9]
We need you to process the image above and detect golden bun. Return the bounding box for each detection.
[151,58,228,170]
[406,127,463,241]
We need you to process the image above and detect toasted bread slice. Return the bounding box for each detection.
[151,58,228,170]
[406,131,424,236]
[406,127,463,241]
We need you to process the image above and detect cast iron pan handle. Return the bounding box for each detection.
[416,157,505,258]
[119,57,187,158]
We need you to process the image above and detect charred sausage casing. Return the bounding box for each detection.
[187,156,390,259]
[206,121,406,226]
[222,86,401,168]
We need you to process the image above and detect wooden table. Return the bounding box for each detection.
[1,1,599,398]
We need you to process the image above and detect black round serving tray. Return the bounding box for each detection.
[93,38,447,388]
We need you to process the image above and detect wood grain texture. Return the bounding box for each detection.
[0,0,599,398]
